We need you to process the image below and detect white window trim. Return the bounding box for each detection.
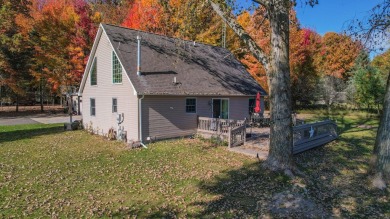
[211,98,230,119]
[185,97,197,114]
[90,98,96,116]
[112,97,118,113]
[112,51,123,85]
[90,57,98,87]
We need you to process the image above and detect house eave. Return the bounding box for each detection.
[137,93,268,97]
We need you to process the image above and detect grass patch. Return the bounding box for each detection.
[0,111,389,217]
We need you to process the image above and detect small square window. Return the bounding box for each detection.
[186,98,196,113]
[90,98,96,116]
[112,98,118,113]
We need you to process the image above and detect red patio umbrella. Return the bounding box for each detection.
[254,92,261,113]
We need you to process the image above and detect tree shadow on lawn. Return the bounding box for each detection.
[192,136,389,217]
[0,125,64,144]
[191,161,293,218]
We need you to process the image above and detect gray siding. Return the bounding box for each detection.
[82,31,139,141]
[141,96,197,141]
[141,95,261,141]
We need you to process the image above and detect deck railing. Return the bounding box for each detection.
[228,125,246,147]
[197,116,247,147]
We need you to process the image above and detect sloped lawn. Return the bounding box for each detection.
[0,111,389,218]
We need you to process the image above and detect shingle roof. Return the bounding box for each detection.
[102,24,267,96]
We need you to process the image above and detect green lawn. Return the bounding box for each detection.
[0,111,389,218]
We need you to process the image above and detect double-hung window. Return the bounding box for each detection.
[90,57,97,85]
[112,52,122,84]
[90,98,96,116]
[112,98,118,113]
[186,98,196,113]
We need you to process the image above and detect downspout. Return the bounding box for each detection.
[138,94,147,148]
[137,35,147,148]
[137,35,141,76]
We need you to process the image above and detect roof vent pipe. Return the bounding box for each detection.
[137,35,141,76]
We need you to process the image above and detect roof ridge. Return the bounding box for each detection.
[101,23,230,51]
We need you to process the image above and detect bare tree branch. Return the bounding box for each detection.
[347,0,390,50]
[252,0,270,9]
[209,0,270,69]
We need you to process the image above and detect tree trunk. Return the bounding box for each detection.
[210,0,293,171]
[265,1,293,170]
[327,103,331,118]
[40,79,44,112]
[372,71,390,187]
[16,95,19,113]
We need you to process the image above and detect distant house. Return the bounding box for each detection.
[78,24,267,144]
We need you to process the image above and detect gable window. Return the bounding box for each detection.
[186,98,196,113]
[90,57,97,86]
[112,98,118,113]
[112,51,122,84]
[90,98,96,116]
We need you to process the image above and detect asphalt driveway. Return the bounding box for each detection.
[0,114,82,126]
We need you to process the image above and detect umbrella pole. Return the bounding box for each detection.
[250,113,253,137]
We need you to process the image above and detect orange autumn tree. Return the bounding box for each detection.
[289,28,322,106]
[30,0,99,94]
[0,0,34,111]
[30,0,79,92]
[236,7,271,92]
[236,7,308,94]
[317,32,362,79]
[122,0,164,33]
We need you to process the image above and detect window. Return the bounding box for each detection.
[186,98,196,113]
[112,52,122,83]
[112,98,117,113]
[90,57,97,85]
[212,99,229,119]
[90,98,96,116]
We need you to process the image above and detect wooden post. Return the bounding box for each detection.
[243,118,247,144]
[228,126,232,148]
[243,126,246,144]
[77,95,81,115]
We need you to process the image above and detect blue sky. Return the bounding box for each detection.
[294,0,383,35]
[237,0,386,56]
[238,0,382,35]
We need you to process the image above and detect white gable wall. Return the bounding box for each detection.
[82,30,139,142]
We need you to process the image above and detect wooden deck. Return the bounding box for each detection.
[227,120,338,157]
[197,116,338,155]
[197,117,247,147]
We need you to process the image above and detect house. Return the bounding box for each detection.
[78,24,267,144]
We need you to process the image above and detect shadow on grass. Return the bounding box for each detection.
[191,127,388,217]
[0,125,64,144]
[191,162,292,217]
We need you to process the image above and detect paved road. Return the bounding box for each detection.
[0,115,82,126]
[0,117,40,126]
